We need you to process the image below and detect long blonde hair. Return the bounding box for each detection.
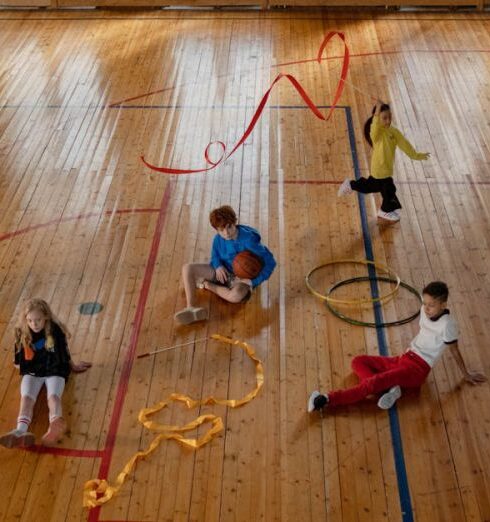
[14,298,70,354]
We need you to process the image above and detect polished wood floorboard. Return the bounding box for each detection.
[0,8,489,522]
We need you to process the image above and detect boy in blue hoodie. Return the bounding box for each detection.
[175,206,276,325]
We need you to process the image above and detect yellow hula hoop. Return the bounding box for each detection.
[305,259,401,305]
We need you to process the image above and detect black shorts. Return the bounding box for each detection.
[212,271,253,303]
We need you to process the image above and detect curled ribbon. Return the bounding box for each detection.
[83,334,264,508]
[140,31,350,175]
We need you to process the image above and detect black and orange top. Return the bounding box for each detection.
[14,322,72,379]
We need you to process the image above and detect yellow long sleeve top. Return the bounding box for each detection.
[370,115,426,179]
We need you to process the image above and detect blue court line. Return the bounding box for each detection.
[345,106,414,522]
[0,104,349,110]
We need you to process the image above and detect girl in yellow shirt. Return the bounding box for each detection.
[338,101,430,222]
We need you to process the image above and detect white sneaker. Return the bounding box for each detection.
[377,209,401,222]
[337,179,353,196]
[307,391,328,412]
[377,385,402,410]
[174,306,208,325]
[0,429,35,448]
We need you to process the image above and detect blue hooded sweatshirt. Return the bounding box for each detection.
[210,225,276,288]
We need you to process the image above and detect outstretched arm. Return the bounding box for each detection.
[57,326,91,373]
[395,130,430,161]
[449,342,486,384]
[210,236,229,284]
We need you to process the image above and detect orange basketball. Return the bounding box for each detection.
[232,250,263,279]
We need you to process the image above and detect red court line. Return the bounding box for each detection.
[0,206,161,462]
[278,180,338,185]
[395,180,490,186]
[0,208,160,242]
[109,88,169,107]
[26,445,104,458]
[88,183,173,522]
[108,47,490,107]
[275,179,490,186]
[273,48,490,68]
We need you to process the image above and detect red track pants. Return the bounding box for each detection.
[328,351,431,407]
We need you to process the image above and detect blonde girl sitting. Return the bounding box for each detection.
[0,299,91,449]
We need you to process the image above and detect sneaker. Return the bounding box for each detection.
[377,385,402,410]
[41,417,67,446]
[307,391,329,412]
[0,429,35,449]
[377,209,401,222]
[174,306,208,325]
[337,179,353,196]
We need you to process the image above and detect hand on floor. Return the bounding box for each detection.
[71,361,92,373]
[464,370,487,385]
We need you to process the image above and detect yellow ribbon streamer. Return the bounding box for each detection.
[83,334,264,508]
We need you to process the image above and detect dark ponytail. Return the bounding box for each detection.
[363,103,390,147]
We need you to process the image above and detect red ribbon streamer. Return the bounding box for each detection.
[141,31,350,175]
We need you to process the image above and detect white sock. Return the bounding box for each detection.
[16,416,31,433]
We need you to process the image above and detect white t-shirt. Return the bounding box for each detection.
[409,307,458,367]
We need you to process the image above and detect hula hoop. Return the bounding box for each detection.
[325,276,422,328]
[305,259,401,305]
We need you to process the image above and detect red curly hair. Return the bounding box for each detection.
[209,206,237,230]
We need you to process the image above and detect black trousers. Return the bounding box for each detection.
[350,176,401,213]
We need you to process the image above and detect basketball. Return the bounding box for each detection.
[232,250,264,279]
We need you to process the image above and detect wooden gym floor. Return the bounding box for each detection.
[0,8,489,522]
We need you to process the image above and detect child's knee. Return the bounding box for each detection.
[350,355,369,373]
[351,355,367,370]
[228,284,250,304]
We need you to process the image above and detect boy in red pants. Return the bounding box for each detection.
[308,282,486,412]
